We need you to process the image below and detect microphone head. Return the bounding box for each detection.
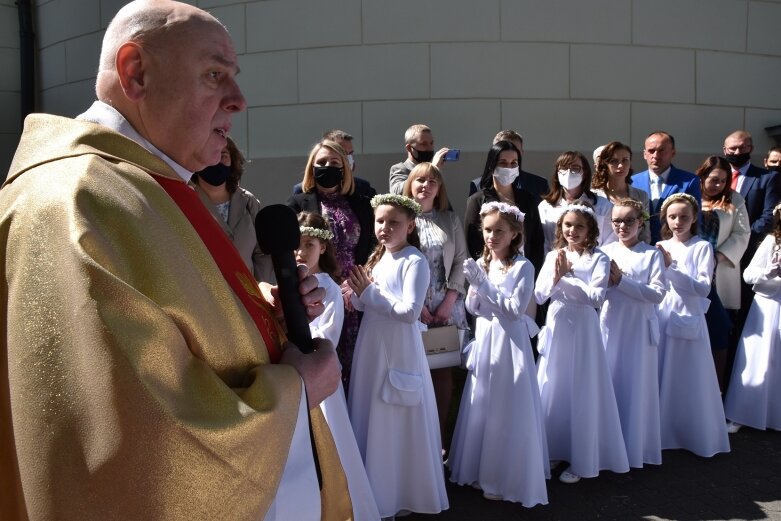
[256,204,301,254]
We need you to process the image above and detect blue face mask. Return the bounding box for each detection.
[197,163,231,186]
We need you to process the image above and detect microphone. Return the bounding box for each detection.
[256,204,314,354]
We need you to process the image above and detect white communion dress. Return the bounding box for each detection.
[449,255,549,507]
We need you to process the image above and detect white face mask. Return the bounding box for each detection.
[347,154,355,170]
[493,166,520,186]
[557,169,583,190]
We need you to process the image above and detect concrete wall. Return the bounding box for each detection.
[4,0,781,218]
[0,0,21,174]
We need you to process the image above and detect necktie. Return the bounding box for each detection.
[651,175,663,203]
[731,170,740,191]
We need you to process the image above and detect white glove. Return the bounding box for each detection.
[463,258,487,288]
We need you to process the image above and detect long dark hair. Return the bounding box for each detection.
[592,141,633,192]
[478,140,521,191]
[696,155,733,210]
[543,151,596,206]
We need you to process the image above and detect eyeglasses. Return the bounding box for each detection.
[611,218,638,227]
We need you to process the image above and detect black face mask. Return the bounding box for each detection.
[197,163,231,186]
[725,152,751,167]
[412,148,435,163]
[314,165,343,189]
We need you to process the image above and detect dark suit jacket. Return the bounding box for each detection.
[631,165,701,244]
[286,190,375,266]
[292,176,376,198]
[468,170,549,200]
[738,164,780,243]
[463,187,545,279]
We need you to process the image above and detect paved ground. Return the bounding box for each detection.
[407,427,781,521]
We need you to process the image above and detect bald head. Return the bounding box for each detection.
[724,130,753,148]
[97,0,223,99]
[94,0,245,172]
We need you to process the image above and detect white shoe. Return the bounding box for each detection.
[559,467,581,484]
[483,492,503,501]
[727,421,742,434]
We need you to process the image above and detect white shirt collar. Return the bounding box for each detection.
[649,166,671,183]
[77,100,193,182]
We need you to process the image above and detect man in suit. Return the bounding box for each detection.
[631,131,701,244]
[723,132,781,405]
[389,124,450,194]
[764,145,781,170]
[292,129,376,197]
[468,130,549,199]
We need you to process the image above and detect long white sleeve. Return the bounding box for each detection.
[358,253,429,324]
[470,258,534,320]
[614,249,667,305]
[666,241,713,298]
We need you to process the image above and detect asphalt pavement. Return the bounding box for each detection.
[407,427,781,521]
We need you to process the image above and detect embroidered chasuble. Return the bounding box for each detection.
[0,114,352,521]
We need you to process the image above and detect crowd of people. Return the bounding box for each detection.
[3,1,780,520]
[260,124,779,518]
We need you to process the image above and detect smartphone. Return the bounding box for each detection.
[444,149,460,161]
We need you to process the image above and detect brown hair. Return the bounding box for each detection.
[401,162,450,211]
[364,202,421,274]
[592,141,633,192]
[695,155,733,210]
[543,151,596,206]
[553,203,600,252]
[660,193,699,240]
[479,205,524,272]
[773,204,781,248]
[612,197,647,234]
[192,137,245,194]
[301,140,355,195]
[297,212,342,284]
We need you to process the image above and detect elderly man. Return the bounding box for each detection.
[0,1,351,520]
[631,131,701,244]
[388,123,450,194]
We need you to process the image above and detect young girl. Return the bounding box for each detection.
[600,199,666,468]
[535,203,629,484]
[346,195,448,519]
[655,193,730,456]
[724,203,781,433]
[295,212,380,521]
[448,202,549,507]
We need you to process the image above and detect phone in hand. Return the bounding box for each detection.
[444,149,460,161]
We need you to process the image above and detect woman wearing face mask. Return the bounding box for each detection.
[193,137,274,283]
[287,140,375,392]
[538,151,613,254]
[592,142,651,244]
[464,140,545,277]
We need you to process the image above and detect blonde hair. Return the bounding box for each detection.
[404,124,431,146]
[660,193,699,239]
[301,140,355,195]
[479,204,524,272]
[401,162,450,211]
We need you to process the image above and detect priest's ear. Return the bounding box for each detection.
[115,42,147,102]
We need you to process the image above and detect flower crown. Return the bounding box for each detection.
[300,226,334,241]
[480,201,525,223]
[370,193,422,215]
[661,193,699,213]
[564,203,596,217]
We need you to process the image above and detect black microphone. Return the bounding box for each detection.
[256,204,314,354]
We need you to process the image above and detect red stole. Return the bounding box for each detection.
[151,174,283,363]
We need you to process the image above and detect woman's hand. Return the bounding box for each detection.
[432,290,457,325]
[716,251,733,268]
[347,265,372,297]
[420,307,434,325]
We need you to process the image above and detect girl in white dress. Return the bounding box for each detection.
[538,151,614,254]
[535,203,629,484]
[346,194,448,520]
[295,212,380,521]
[724,203,781,432]
[655,193,730,457]
[600,199,666,468]
[448,202,549,507]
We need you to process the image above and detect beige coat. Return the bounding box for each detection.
[711,192,751,310]
[421,209,469,294]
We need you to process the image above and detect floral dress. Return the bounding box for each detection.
[320,192,362,391]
